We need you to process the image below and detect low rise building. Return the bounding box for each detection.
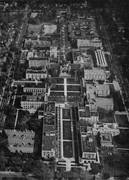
[42,125,56,159]
[26,69,47,80]
[95,49,107,67]
[72,49,93,69]
[84,68,107,81]
[86,83,110,98]
[79,106,91,122]
[42,110,56,159]
[92,123,120,136]
[28,24,42,36]
[28,57,50,67]
[90,111,99,124]
[42,23,57,36]
[21,95,44,112]
[96,97,114,110]
[79,104,98,124]
[77,39,102,48]
[86,83,95,99]
[88,99,97,112]
[68,19,99,39]
[23,82,46,95]
[100,133,114,147]
[96,84,110,97]
[80,128,100,164]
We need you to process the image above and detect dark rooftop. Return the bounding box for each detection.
[82,135,96,152]
[24,82,46,88]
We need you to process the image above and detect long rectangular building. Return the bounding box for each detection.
[95,50,107,67]
[21,95,44,112]
[23,82,46,95]
[84,68,107,80]
[26,69,47,80]
[28,57,50,67]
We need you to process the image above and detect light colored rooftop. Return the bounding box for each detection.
[22,95,44,102]
[96,97,114,106]
[5,130,35,153]
[86,84,95,92]
[100,133,112,142]
[84,67,106,75]
[96,84,110,91]
[43,23,57,35]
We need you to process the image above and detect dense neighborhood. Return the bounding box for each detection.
[0,0,129,180]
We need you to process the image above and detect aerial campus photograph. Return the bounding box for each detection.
[0,0,129,179]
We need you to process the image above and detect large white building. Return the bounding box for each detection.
[91,123,120,136]
[23,82,46,95]
[96,84,110,97]
[28,57,49,67]
[95,50,107,67]
[26,69,47,80]
[77,39,102,48]
[50,47,58,58]
[80,127,100,165]
[86,83,110,98]
[21,95,44,112]
[84,68,107,81]
[96,97,114,110]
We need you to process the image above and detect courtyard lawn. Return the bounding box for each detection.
[63,141,73,158]
[62,109,71,119]
[63,121,72,140]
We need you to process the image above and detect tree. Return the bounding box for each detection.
[3,104,16,116]
[61,171,79,180]
[33,160,54,180]
[9,41,18,52]
[0,154,7,171]
[90,163,102,175]
[0,75,7,86]
[27,118,42,132]
[103,173,110,179]
[25,40,33,50]
[23,158,36,173]
[10,156,24,172]
[113,130,129,146]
